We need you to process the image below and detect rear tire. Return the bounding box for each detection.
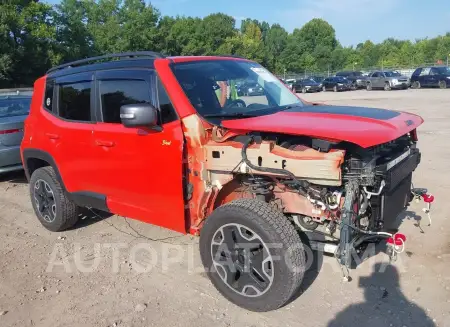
[200,199,305,312]
[439,80,447,89]
[30,167,80,232]
[322,86,326,92]
[366,82,372,91]
[384,82,391,91]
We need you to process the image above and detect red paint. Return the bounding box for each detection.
[222,110,424,148]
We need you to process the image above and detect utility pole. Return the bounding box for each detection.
[447,54,450,67]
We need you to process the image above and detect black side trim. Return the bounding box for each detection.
[22,149,64,186]
[71,191,109,212]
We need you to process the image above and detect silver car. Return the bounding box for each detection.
[366,71,410,90]
[0,88,32,174]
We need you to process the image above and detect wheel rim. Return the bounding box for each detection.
[210,223,274,297]
[34,179,56,223]
[440,81,446,89]
[334,86,337,92]
[385,84,390,90]
[322,86,326,92]
[302,88,306,93]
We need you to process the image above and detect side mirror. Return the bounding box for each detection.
[120,103,159,129]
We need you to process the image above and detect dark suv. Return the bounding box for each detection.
[335,71,367,89]
[21,52,428,312]
[410,66,450,89]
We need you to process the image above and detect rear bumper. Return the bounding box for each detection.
[0,145,23,173]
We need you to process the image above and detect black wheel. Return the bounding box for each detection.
[333,85,338,92]
[30,167,80,232]
[412,81,421,89]
[439,80,447,89]
[200,199,305,312]
[301,87,307,94]
[384,82,391,91]
[366,82,372,91]
[322,86,326,92]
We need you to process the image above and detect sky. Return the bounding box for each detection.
[46,0,450,46]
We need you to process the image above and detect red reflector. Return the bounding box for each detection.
[387,233,406,246]
[422,194,435,203]
[0,129,20,135]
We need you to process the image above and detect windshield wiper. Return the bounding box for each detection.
[203,112,257,118]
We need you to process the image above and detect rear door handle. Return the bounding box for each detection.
[45,133,60,140]
[95,140,115,147]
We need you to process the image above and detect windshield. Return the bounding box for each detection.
[303,79,316,84]
[0,97,31,118]
[171,60,302,118]
[384,71,402,77]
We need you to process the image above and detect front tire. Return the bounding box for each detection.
[322,86,326,92]
[412,81,421,89]
[366,82,372,91]
[439,80,447,89]
[30,167,80,232]
[384,82,391,91]
[302,87,307,94]
[200,199,305,312]
[333,85,338,92]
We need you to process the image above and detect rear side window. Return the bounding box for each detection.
[99,80,151,124]
[59,82,92,121]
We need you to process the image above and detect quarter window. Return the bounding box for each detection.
[44,80,54,112]
[99,80,151,124]
[59,82,92,121]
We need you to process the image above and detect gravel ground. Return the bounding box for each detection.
[0,89,449,327]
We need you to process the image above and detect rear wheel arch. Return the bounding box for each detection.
[22,149,66,191]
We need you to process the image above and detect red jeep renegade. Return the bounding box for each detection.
[21,52,430,311]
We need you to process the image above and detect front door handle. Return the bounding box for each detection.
[45,133,60,140]
[95,140,115,147]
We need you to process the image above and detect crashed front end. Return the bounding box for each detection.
[190,125,431,270]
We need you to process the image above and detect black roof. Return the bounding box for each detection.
[47,51,165,78]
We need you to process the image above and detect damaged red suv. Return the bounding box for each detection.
[21,52,429,311]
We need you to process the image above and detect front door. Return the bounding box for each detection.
[91,69,186,233]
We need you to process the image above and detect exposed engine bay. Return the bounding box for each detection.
[202,127,428,269]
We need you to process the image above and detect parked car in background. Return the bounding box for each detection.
[410,66,450,89]
[335,71,368,89]
[0,88,32,174]
[366,71,410,90]
[310,75,325,84]
[292,78,322,93]
[321,76,352,92]
[237,82,265,96]
[284,78,296,90]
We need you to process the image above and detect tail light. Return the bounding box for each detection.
[0,129,21,135]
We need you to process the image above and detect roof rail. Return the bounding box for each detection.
[47,51,165,74]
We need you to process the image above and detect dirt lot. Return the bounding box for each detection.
[1,89,449,327]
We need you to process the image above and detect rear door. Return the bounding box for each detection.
[50,72,98,192]
[420,67,431,86]
[429,68,440,86]
[91,69,186,233]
